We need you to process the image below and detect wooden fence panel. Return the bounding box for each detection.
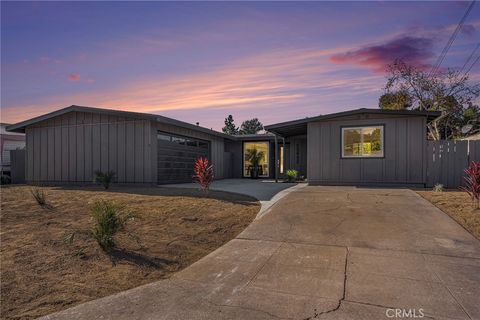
[426,140,479,189]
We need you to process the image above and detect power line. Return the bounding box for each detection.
[464,54,480,75]
[460,42,480,73]
[430,0,476,77]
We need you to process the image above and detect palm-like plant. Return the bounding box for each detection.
[245,148,265,179]
[460,161,480,209]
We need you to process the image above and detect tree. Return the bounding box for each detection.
[383,59,480,140]
[222,115,238,135]
[239,118,263,135]
[379,91,412,110]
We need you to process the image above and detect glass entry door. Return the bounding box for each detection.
[243,142,269,177]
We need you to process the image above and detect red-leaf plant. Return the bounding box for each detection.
[193,157,214,195]
[460,161,480,209]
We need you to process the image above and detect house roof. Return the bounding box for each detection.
[264,108,441,137]
[6,105,235,140]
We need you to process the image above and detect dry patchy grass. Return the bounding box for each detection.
[417,190,480,240]
[0,185,259,319]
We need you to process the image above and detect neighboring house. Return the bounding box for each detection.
[0,123,25,175]
[6,105,439,186]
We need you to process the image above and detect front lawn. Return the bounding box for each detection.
[417,190,480,240]
[0,186,259,319]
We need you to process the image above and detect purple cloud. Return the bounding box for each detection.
[68,73,81,81]
[330,36,435,73]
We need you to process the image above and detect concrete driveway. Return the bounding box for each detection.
[44,186,480,320]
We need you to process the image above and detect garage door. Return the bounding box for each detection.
[157,131,210,184]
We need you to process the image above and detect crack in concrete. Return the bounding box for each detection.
[303,246,349,320]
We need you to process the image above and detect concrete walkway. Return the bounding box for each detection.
[43,186,480,320]
[162,179,304,218]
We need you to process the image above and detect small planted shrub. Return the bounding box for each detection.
[286,169,298,183]
[433,183,444,192]
[30,187,47,206]
[0,174,11,185]
[193,157,214,195]
[461,161,480,209]
[90,199,133,252]
[94,170,116,189]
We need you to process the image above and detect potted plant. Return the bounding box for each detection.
[245,148,265,179]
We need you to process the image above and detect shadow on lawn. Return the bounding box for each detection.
[45,184,259,206]
[109,248,179,269]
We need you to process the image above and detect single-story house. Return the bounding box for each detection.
[6,105,439,186]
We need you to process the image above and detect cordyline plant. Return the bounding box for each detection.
[460,161,480,209]
[193,157,214,195]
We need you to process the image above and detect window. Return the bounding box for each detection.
[158,131,209,150]
[243,142,269,177]
[157,133,171,142]
[342,126,384,158]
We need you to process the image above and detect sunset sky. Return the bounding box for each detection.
[1,1,479,130]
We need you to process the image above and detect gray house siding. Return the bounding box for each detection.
[284,135,307,177]
[225,140,243,178]
[307,115,426,186]
[24,111,230,185]
[25,111,155,184]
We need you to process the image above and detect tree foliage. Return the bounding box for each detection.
[379,91,412,110]
[239,118,264,135]
[222,115,238,135]
[382,60,480,140]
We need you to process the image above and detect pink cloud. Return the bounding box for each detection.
[68,73,81,81]
[330,36,435,73]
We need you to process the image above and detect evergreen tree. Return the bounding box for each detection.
[239,118,264,135]
[222,115,238,135]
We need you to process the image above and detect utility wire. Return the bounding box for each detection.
[430,0,476,76]
[460,42,480,73]
[464,54,480,75]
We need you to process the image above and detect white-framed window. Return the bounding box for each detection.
[341,125,384,158]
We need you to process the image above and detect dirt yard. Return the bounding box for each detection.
[0,185,259,320]
[417,190,480,240]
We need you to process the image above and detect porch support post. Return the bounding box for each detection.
[274,134,279,183]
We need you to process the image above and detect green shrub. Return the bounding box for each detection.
[286,169,298,183]
[433,183,444,192]
[90,199,133,252]
[0,175,11,185]
[94,170,116,189]
[30,187,47,206]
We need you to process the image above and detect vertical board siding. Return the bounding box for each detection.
[117,120,126,182]
[426,140,480,189]
[134,121,144,183]
[76,113,85,181]
[125,121,135,182]
[308,116,427,185]
[25,112,154,184]
[47,125,55,180]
